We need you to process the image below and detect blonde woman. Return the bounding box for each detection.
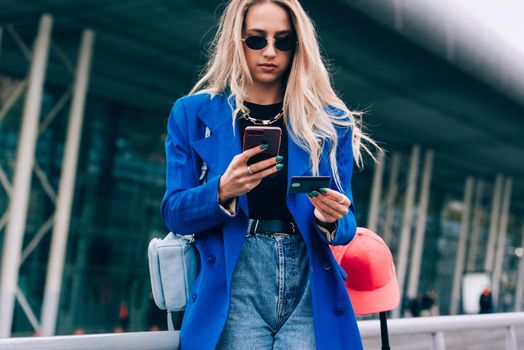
[160,0,378,348]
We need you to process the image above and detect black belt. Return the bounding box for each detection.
[248,219,296,234]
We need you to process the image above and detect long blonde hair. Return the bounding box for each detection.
[189,0,381,192]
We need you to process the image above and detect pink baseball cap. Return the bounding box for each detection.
[331,227,400,315]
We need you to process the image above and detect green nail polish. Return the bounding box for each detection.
[276,156,284,162]
[259,144,269,150]
[319,188,327,193]
[311,191,319,197]
[276,164,284,170]
[307,192,313,198]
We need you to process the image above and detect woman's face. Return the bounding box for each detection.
[242,2,294,88]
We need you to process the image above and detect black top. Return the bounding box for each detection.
[238,101,293,221]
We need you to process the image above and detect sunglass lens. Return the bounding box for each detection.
[245,36,267,50]
[275,37,296,51]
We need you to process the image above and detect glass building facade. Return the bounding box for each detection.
[1,68,523,335]
[1,73,168,334]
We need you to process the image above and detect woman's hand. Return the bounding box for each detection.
[218,144,283,203]
[307,188,351,224]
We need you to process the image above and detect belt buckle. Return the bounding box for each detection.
[289,221,296,234]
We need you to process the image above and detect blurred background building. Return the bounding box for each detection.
[0,0,523,338]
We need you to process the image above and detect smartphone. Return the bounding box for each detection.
[289,176,331,194]
[242,126,282,166]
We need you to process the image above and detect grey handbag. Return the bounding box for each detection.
[148,233,198,330]
[148,126,210,330]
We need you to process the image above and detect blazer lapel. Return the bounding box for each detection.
[190,94,249,219]
[286,134,311,216]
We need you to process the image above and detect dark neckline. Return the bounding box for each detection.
[245,100,283,107]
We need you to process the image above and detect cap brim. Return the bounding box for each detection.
[345,270,400,315]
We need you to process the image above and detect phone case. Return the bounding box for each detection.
[243,126,282,167]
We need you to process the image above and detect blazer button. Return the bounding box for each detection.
[192,293,197,303]
[207,255,216,264]
[322,262,332,271]
[334,306,344,316]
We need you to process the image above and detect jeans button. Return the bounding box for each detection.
[322,262,332,271]
[334,306,344,316]
[207,255,216,264]
[192,293,197,303]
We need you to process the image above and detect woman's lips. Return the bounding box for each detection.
[259,64,277,72]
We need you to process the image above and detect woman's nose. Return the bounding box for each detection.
[263,40,277,57]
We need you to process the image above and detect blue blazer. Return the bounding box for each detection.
[160,92,362,349]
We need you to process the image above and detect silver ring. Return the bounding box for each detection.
[247,166,253,175]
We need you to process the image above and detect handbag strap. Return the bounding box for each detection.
[167,311,174,331]
[198,126,211,183]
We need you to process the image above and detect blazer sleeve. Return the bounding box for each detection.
[160,98,238,235]
[313,125,357,246]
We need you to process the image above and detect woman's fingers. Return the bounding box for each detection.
[312,193,348,215]
[307,188,351,220]
[222,145,280,198]
[318,188,351,207]
[251,162,283,181]
[244,170,278,193]
[241,144,270,164]
[249,155,283,173]
[242,160,283,191]
[313,208,337,223]
[309,194,344,218]
[238,145,284,178]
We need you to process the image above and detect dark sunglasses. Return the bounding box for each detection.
[242,35,296,52]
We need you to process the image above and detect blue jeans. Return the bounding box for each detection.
[217,231,316,349]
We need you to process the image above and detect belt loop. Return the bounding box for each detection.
[254,219,260,234]
[247,219,253,235]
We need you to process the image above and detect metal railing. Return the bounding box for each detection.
[0,312,522,350]
[0,331,179,350]
[359,312,524,350]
